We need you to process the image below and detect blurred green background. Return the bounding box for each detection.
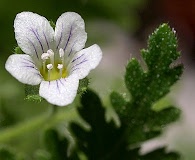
[0,0,195,159]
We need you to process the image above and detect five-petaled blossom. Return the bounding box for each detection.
[5,12,102,106]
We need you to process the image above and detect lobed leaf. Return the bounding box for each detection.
[125,24,183,107]
[71,90,128,159]
[111,24,183,157]
[43,129,79,160]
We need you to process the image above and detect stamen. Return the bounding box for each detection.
[47,63,53,81]
[59,48,65,65]
[42,61,46,73]
[41,53,50,74]
[57,64,63,70]
[47,63,53,70]
[59,48,64,58]
[47,49,54,65]
[57,64,63,77]
[41,53,50,60]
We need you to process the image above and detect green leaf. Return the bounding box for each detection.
[24,84,42,102]
[146,106,181,129]
[71,90,181,159]
[142,24,179,71]
[43,129,79,160]
[125,58,144,104]
[125,24,183,107]
[109,24,183,155]
[140,148,180,160]
[71,90,131,159]
[110,91,126,115]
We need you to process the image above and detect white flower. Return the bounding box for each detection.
[5,12,102,106]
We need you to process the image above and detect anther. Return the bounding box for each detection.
[57,64,63,70]
[47,64,53,70]
[47,49,54,65]
[47,49,54,57]
[41,53,50,60]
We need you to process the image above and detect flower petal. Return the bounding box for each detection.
[39,75,79,106]
[68,44,102,79]
[14,12,54,60]
[54,12,87,56]
[5,54,42,85]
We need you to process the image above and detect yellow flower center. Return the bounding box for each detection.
[40,49,68,81]
[40,62,68,81]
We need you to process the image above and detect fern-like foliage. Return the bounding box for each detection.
[69,24,182,159]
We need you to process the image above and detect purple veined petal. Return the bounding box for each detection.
[71,53,85,63]
[56,23,63,50]
[14,12,54,59]
[54,12,87,56]
[70,58,88,71]
[43,30,50,50]
[27,37,39,59]
[68,40,78,57]
[5,54,42,85]
[68,44,102,80]
[39,75,79,106]
[71,68,80,73]
[29,28,45,53]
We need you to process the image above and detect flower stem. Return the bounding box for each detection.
[0,107,77,143]
[51,104,58,115]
